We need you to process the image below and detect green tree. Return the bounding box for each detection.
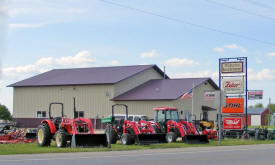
[268,104,275,113]
[0,104,12,121]
[249,103,264,108]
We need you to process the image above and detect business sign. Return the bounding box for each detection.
[204,91,215,101]
[251,115,261,126]
[221,62,243,73]
[221,77,244,94]
[248,90,263,100]
[222,98,244,114]
[223,117,242,130]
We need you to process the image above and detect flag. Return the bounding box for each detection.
[180,89,193,101]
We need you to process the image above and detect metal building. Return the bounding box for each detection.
[8,65,219,128]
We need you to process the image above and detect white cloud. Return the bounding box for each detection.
[2,50,96,78]
[172,70,218,79]
[139,50,159,58]
[9,23,46,29]
[248,68,275,81]
[171,68,275,81]
[267,52,275,57]
[111,60,120,66]
[8,7,87,18]
[224,44,239,49]
[256,59,263,64]
[213,44,247,54]
[0,5,8,15]
[213,47,224,53]
[164,58,199,67]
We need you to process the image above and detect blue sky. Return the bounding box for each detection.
[1,0,275,113]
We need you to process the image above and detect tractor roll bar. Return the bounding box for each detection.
[49,102,64,119]
[112,104,128,120]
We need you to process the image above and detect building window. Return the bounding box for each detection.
[37,111,46,118]
[75,111,84,118]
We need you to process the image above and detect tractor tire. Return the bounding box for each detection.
[166,132,177,143]
[55,129,67,148]
[37,123,51,146]
[121,133,132,145]
[105,126,118,144]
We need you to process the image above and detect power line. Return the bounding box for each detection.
[241,0,275,10]
[99,0,275,47]
[205,0,275,21]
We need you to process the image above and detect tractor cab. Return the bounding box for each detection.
[154,107,180,123]
[153,107,180,133]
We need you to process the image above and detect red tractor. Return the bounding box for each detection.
[37,99,109,148]
[104,104,166,145]
[153,107,209,144]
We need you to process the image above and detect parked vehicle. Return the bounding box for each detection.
[198,113,217,140]
[111,114,149,122]
[153,107,209,144]
[103,104,166,145]
[37,98,109,148]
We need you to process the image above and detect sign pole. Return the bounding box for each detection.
[245,57,248,132]
[218,58,222,145]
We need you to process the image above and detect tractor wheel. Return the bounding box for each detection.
[105,126,118,144]
[37,123,51,146]
[121,133,132,145]
[55,129,67,148]
[166,132,177,143]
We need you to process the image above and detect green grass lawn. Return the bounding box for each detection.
[1,139,275,155]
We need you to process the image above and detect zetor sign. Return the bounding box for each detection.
[223,117,242,130]
[222,78,244,94]
[222,98,244,114]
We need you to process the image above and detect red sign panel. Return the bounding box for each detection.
[223,117,242,130]
[222,98,244,114]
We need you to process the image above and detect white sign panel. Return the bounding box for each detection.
[204,91,215,101]
[221,62,243,73]
[251,115,261,126]
[222,77,244,94]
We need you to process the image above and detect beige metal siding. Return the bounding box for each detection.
[13,80,218,122]
[114,68,163,97]
[173,81,218,121]
[115,81,218,121]
[13,85,115,118]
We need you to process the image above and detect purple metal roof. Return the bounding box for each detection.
[113,78,219,101]
[8,65,167,87]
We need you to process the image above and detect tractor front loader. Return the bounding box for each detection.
[37,98,109,148]
[103,104,166,145]
[153,107,209,144]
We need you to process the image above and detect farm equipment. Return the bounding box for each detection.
[0,124,36,144]
[103,104,166,145]
[199,112,217,140]
[37,98,108,148]
[244,127,275,140]
[153,107,209,144]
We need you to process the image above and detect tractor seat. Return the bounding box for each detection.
[53,117,62,128]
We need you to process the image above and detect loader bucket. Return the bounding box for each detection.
[136,133,167,145]
[182,135,209,144]
[71,134,108,148]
